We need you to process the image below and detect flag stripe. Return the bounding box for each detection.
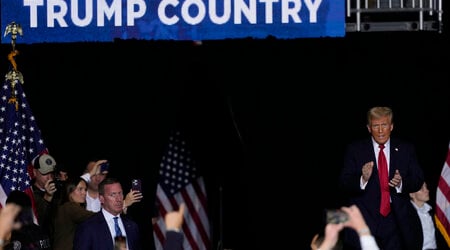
[176,193,200,250]
[153,130,211,250]
[436,142,450,248]
[152,212,165,250]
[180,183,207,249]
[157,183,209,250]
[192,177,208,217]
[154,190,168,246]
[182,179,210,247]
[156,181,203,250]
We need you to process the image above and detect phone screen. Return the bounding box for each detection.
[326,209,349,224]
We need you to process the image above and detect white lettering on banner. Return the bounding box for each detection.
[72,0,94,27]
[304,0,321,23]
[97,0,122,27]
[127,0,147,25]
[48,0,69,27]
[24,0,43,28]
[23,0,322,28]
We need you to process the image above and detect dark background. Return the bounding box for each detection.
[1,29,450,249]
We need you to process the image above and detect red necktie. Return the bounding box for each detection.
[378,144,391,216]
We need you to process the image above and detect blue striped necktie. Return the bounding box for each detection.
[113,217,123,237]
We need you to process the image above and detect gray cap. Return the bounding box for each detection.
[34,154,56,175]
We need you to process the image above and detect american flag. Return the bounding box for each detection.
[0,76,47,213]
[435,141,450,247]
[153,130,211,250]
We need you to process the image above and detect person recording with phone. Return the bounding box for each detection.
[80,159,143,213]
[311,205,379,250]
[30,154,60,244]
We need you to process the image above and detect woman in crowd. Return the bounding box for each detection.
[53,177,95,250]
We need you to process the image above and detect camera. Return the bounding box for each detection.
[326,209,349,224]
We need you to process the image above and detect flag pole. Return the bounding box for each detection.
[1,21,46,224]
[4,21,24,112]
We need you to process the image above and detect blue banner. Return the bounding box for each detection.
[1,0,345,44]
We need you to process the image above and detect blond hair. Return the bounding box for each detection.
[367,106,393,125]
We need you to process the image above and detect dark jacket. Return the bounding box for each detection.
[339,137,424,249]
[73,211,141,250]
[162,231,183,250]
[5,224,52,250]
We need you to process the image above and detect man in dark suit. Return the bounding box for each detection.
[73,177,141,250]
[339,106,424,250]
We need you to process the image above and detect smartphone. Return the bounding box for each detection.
[131,179,142,192]
[326,209,349,224]
[100,162,109,172]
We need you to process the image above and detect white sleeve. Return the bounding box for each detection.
[360,235,380,250]
[80,172,91,183]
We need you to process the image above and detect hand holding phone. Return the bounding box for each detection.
[131,179,142,193]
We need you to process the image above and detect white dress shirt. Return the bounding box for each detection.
[411,201,437,250]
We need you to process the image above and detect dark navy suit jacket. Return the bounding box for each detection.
[73,211,141,250]
[339,137,424,249]
[163,231,183,250]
